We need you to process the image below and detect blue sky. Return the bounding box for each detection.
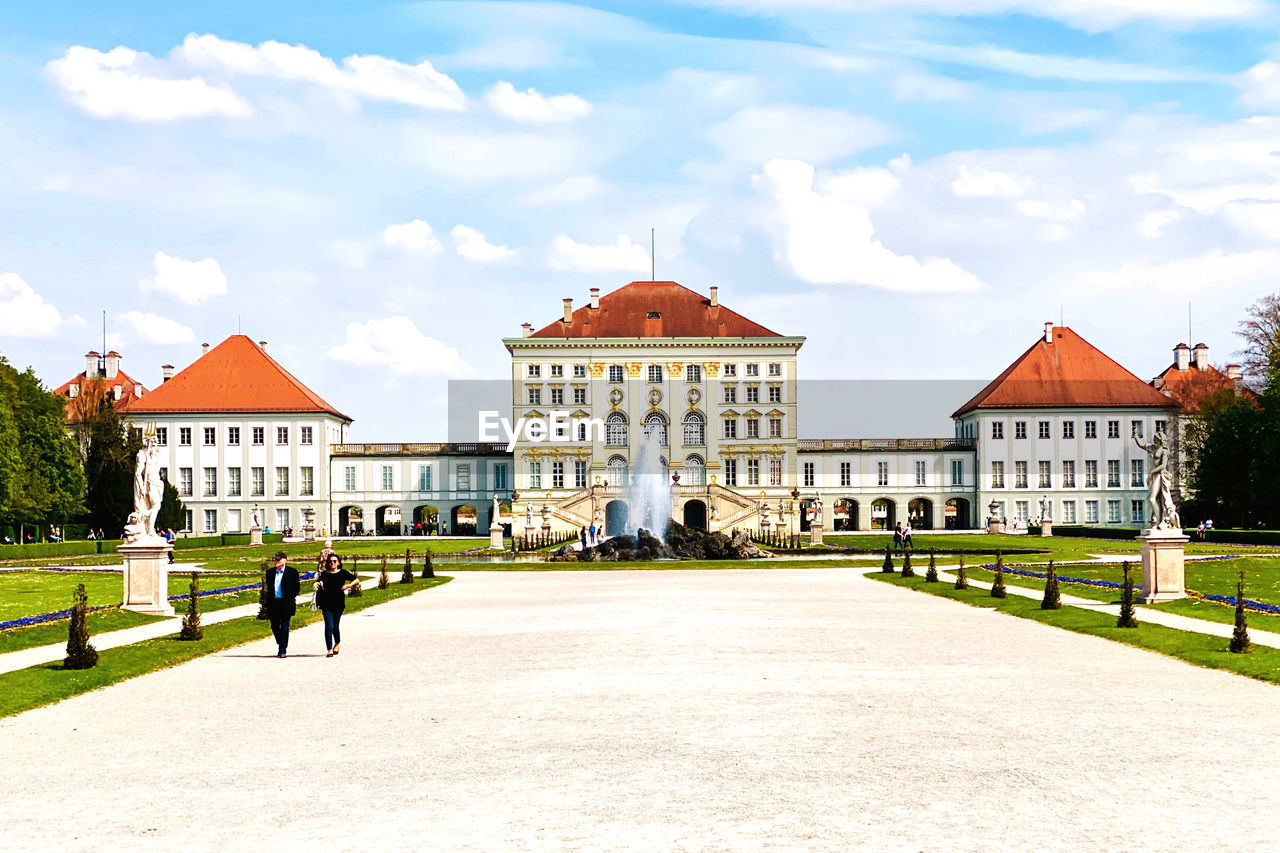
[2,0,1279,438]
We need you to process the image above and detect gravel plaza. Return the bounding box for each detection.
[4,567,1280,851]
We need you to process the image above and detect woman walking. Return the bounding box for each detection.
[316,552,358,657]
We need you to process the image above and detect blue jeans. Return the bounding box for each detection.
[322,608,343,650]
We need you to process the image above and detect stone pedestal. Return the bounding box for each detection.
[1138,529,1188,603]
[809,522,823,546]
[1040,520,1052,537]
[120,540,176,616]
[250,526,263,546]
[987,517,1002,535]
[489,521,505,550]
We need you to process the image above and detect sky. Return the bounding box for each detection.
[2,0,1279,440]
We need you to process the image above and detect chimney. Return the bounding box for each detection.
[161,364,174,382]
[1192,342,1209,370]
[113,384,123,400]
[563,298,573,323]
[709,286,718,307]
[68,384,79,398]
[1172,340,1192,371]
[85,351,101,379]
[133,384,143,399]
[590,287,600,309]
[259,340,268,351]
[521,322,533,338]
[103,351,121,380]
[1044,322,1053,343]
[201,342,210,356]
[1226,364,1242,380]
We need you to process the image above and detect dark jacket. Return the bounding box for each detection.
[268,565,301,616]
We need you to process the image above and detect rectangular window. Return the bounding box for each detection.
[1085,420,1097,439]
[723,386,737,404]
[1063,500,1077,523]
[840,461,852,487]
[724,459,737,486]
[550,387,564,406]
[767,363,780,376]
[951,459,964,487]
[648,365,663,383]
[300,466,314,496]
[276,426,289,445]
[457,464,471,491]
[991,460,1005,488]
[573,364,586,378]
[1155,419,1167,434]
[877,461,889,487]
[202,426,214,446]
[155,427,168,446]
[992,422,1004,439]
[227,426,240,446]
[745,386,759,404]
[179,467,193,497]
[418,466,431,491]
[228,467,241,497]
[344,466,355,491]
[1085,460,1099,488]
[915,460,927,487]
[1107,460,1121,488]
[204,509,217,533]
[550,364,563,378]
[552,461,565,489]
[529,461,542,489]
[608,365,624,383]
[252,426,264,446]
[1038,421,1050,439]
[1107,420,1120,439]
[747,458,760,486]
[769,418,782,438]
[746,418,760,438]
[1015,501,1029,522]
[1014,461,1028,488]
[1038,461,1051,489]
[768,386,781,404]
[1108,500,1121,523]
[769,458,782,486]
[380,465,394,490]
[1085,500,1099,524]
[1131,500,1145,524]
[573,387,586,405]
[1014,421,1027,439]
[276,508,289,532]
[1063,421,1075,439]
[179,427,192,446]
[686,364,702,383]
[527,387,541,405]
[528,364,541,378]
[723,364,737,377]
[1131,459,1144,487]
[182,509,192,533]
[276,466,290,496]
[252,467,264,496]
[1131,420,1143,438]
[203,467,217,496]
[574,460,587,489]
[494,463,508,491]
[803,461,815,488]
[301,426,313,445]
[746,363,759,376]
[1062,460,1075,488]
[723,418,737,439]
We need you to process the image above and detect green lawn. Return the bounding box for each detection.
[866,571,1280,685]
[0,570,264,622]
[826,532,1265,562]
[0,576,452,718]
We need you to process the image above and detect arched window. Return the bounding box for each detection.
[607,455,628,487]
[605,412,628,446]
[682,411,705,446]
[575,421,587,442]
[642,411,668,445]
[684,455,705,485]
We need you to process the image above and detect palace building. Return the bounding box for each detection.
[57,280,1249,538]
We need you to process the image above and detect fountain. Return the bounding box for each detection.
[628,429,671,538]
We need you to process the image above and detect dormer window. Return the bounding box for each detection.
[647,311,661,319]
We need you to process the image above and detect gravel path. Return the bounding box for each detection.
[3,568,1279,852]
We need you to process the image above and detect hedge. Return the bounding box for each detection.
[1048,526,1142,541]
[0,539,122,559]
[1200,529,1280,547]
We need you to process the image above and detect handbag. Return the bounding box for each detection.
[309,579,321,611]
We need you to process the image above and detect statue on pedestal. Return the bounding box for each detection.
[1039,495,1050,523]
[1134,427,1180,530]
[126,425,165,544]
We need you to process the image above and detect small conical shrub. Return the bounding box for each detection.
[64,583,98,670]
[1116,561,1138,628]
[1230,570,1252,654]
[901,552,914,578]
[881,547,894,573]
[179,572,203,640]
[255,563,271,620]
[954,555,968,590]
[421,550,434,579]
[925,548,938,583]
[1040,561,1061,610]
[347,554,363,597]
[400,549,414,584]
[378,556,390,590]
[990,552,1006,599]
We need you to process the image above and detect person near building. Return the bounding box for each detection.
[902,521,914,551]
[266,551,300,658]
[316,551,358,657]
[893,522,904,554]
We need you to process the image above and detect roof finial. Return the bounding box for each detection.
[650,227,655,282]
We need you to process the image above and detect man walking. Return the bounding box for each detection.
[267,551,300,658]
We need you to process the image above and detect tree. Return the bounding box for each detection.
[256,563,271,620]
[156,478,185,533]
[64,583,99,669]
[400,549,414,584]
[1191,396,1271,528]
[378,556,390,590]
[1040,561,1061,610]
[900,551,914,578]
[421,551,434,579]
[990,551,1007,599]
[1236,292,1280,388]
[1116,561,1138,628]
[1230,570,1252,654]
[180,572,203,640]
[82,395,141,538]
[925,548,938,583]
[881,547,893,573]
[954,555,968,590]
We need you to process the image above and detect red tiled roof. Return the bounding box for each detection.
[128,335,350,420]
[953,326,1175,417]
[529,281,781,338]
[54,371,148,424]
[1151,362,1254,413]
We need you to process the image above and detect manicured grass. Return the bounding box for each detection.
[0,608,161,654]
[826,532,1267,561]
[448,557,877,571]
[0,576,452,718]
[0,571,264,622]
[866,571,1280,685]
[189,538,489,572]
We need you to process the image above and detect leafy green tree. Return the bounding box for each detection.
[925,548,938,582]
[990,551,1007,599]
[954,555,968,590]
[64,583,99,669]
[180,572,203,641]
[156,478,185,533]
[1230,571,1252,654]
[1040,561,1061,610]
[82,395,142,538]
[1117,562,1138,628]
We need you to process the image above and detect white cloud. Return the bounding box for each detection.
[516,174,610,206]
[140,252,228,304]
[326,316,471,376]
[549,234,651,273]
[451,225,514,262]
[177,34,466,111]
[1080,250,1280,295]
[44,46,251,121]
[1237,59,1280,111]
[382,220,443,251]
[950,165,1034,198]
[705,104,894,169]
[882,40,1217,83]
[755,158,984,293]
[891,72,973,102]
[0,273,62,338]
[484,80,591,123]
[119,311,196,344]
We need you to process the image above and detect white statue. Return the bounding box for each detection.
[1039,495,1050,523]
[1134,427,1180,530]
[127,425,165,543]
[525,504,534,526]
[251,509,261,529]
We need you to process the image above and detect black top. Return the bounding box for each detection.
[316,569,357,612]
